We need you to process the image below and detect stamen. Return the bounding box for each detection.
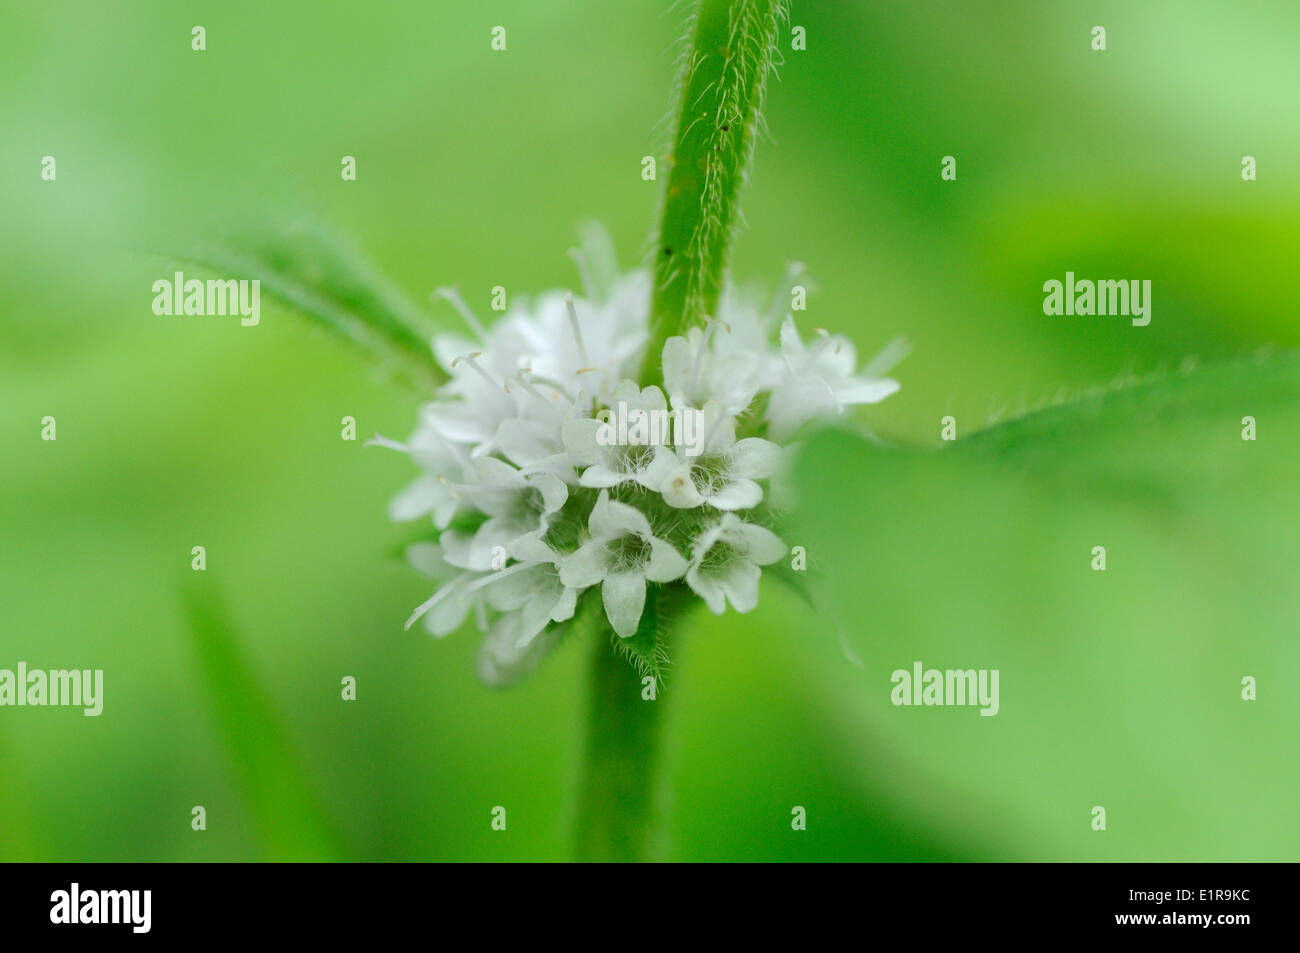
[404,576,462,631]
[364,433,409,453]
[463,561,533,592]
[565,292,590,367]
[451,352,507,393]
[511,373,561,407]
[434,287,489,341]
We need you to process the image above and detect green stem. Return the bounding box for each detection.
[573,588,690,862]
[573,634,668,862]
[640,0,789,384]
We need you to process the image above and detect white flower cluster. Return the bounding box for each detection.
[371,234,901,683]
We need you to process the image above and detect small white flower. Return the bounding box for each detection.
[403,542,491,637]
[473,534,584,684]
[562,380,678,490]
[439,458,568,570]
[374,238,900,680]
[476,609,562,686]
[660,401,782,510]
[560,490,688,636]
[766,315,901,441]
[367,428,467,529]
[685,514,787,614]
[497,530,584,632]
[661,322,760,415]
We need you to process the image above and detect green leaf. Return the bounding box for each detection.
[640,0,790,383]
[180,578,344,861]
[175,219,445,390]
[792,353,1300,860]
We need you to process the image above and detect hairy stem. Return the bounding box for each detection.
[640,0,789,384]
[573,588,690,862]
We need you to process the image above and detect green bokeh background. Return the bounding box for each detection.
[2,1,1296,861]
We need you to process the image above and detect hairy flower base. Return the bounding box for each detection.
[373,228,902,683]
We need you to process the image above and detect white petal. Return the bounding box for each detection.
[634,444,679,491]
[423,402,492,444]
[516,592,557,644]
[685,565,727,614]
[560,541,609,588]
[836,375,900,406]
[728,438,782,479]
[408,576,476,635]
[699,401,736,453]
[637,384,668,412]
[610,378,642,406]
[473,455,526,488]
[766,374,836,441]
[601,571,647,637]
[589,490,653,538]
[494,417,556,467]
[423,595,472,637]
[484,565,544,611]
[531,472,568,515]
[660,335,693,398]
[779,314,805,365]
[661,462,705,508]
[431,495,459,530]
[437,530,472,568]
[718,559,762,613]
[736,521,788,565]
[405,542,450,579]
[550,584,579,622]
[689,522,725,563]
[644,537,688,582]
[388,475,446,522]
[476,610,552,685]
[579,464,627,488]
[706,478,763,511]
[508,530,557,564]
[811,334,858,379]
[710,350,761,414]
[561,417,605,464]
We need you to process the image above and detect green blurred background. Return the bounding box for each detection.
[2,0,1297,861]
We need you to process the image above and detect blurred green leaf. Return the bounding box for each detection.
[181,579,344,861]
[794,352,1300,860]
[176,220,444,390]
[0,731,42,861]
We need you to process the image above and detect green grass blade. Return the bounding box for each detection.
[181,578,344,861]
